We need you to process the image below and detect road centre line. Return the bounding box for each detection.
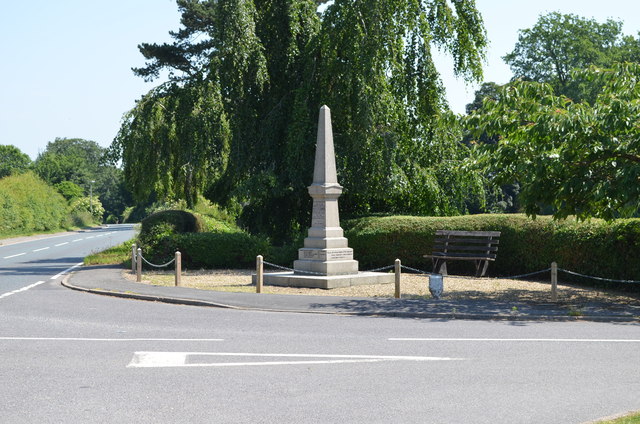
[0,337,224,342]
[0,281,46,300]
[71,239,82,242]
[3,252,26,259]
[389,338,640,343]
[50,262,84,280]
[33,247,50,252]
[54,242,69,247]
[85,236,95,239]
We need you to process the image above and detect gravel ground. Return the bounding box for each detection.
[122,269,640,305]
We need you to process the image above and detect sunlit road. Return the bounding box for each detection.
[1,225,639,423]
[0,225,136,298]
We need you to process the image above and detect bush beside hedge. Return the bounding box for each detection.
[142,232,269,269]
[344,214,640,280]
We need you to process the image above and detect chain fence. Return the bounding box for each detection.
[140,254,176,269]
[261,258,640,285]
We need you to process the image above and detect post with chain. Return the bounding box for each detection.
[175,251,182,287]
[131,243,137,272]
[551,262,558,302]
[394,259,401,299]
[136,248,142,283]
[256,255,263,293]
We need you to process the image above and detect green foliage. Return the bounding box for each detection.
[55,181,84,201]
[503,12,638,102]
[343,214,640,281]
[0,145,31,178]
[162,232,269,269]
[137,209,266,268]
[0,172,68,235]
[466,63,640,221]
[138,209,206,254]
[85,239,136,266]
[69,196,105,223]
[114,0,489,242]
[34,137,132,220]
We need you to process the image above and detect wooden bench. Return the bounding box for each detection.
[423,230,500,277]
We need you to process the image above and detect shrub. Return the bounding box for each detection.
[69,196,105,223]
[139,231,269,269]
[343,214,640,281]
[70,211,94,228]
[140,210,204,240]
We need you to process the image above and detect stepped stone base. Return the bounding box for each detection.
[254,271,395,289]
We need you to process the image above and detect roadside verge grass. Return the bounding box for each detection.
[85,240,135,266]
[597,412,640,424]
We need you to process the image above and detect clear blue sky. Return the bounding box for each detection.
[2,0,640,160]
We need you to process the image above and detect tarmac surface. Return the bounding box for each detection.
[64,264,640,322]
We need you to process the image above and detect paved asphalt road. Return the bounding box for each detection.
[1,225,639,423]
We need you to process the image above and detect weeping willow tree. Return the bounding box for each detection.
[112,0,488,241]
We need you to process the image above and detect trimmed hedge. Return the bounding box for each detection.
[138,209,268,269]
[137,212,640,282]
[142,231,269,269]
[343,214,640,280]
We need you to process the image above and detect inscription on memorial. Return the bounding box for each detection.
[301,248,353,261]
[311,201,326,227]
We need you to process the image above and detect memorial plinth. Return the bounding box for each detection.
[260,106,394,289]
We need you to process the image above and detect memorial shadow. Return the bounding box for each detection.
[306,296,640,325]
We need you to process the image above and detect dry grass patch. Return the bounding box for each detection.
[121,269,640,305]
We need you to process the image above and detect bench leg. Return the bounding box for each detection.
[478,260,490,277]
[433,259,447,276]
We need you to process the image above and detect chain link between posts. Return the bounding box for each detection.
[261,259,640,285]
[139,254,176,268]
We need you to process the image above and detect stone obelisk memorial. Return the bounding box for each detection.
[262,106,394,289]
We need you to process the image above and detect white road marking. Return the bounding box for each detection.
[0,281,46,299]
[127,352,462,368]
[389,338,640,343]
[85,236,95,239]
[54,242,69,247]
[33,247,50,252]
[0,337,224,342]
[50,262,84,280]
[3,253,26,259]
[71,239,82,242]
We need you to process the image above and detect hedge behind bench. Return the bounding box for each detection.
[343,214,640,281]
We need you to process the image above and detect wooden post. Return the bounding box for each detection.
[136,248,142,283]
[256,255,263,293]
[551,261,558,302]
[175,251,181,287]
[131,243,137,272]
[394,259,401,299]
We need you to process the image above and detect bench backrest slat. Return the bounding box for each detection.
[435,230,501,237]
[434,238,500,245]
[432,245,498,252]
[432,230,501,259]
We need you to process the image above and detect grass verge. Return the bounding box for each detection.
[597,412,640,424]
[85,240,135,266]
